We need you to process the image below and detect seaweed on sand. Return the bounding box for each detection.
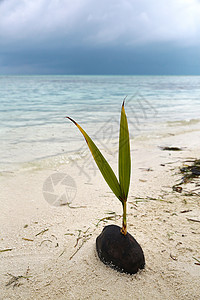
[173,158,200,195]
[180,159,200,183]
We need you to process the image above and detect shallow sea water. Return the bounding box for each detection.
[0,75,200,171]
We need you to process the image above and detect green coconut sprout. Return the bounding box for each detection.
[67,100,131,235]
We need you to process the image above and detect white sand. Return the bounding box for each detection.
[0,128,200,300]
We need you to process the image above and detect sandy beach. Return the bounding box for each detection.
[1,126,200,300]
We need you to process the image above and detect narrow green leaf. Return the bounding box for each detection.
[119,100,131,200]
[67,117,123,202]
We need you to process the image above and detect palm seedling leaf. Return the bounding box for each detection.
[67,117,123,202]
[119,100,131,200]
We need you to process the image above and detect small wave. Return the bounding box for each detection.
[166,119,200,127]
[20,150,89,171]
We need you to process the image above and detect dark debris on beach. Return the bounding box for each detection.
[173,158,200,195]
[160,146,183,151]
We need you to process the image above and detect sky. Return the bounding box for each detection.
[1,0,200,75]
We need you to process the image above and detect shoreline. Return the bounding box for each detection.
[0,126,200,299]
[1,116,200,174]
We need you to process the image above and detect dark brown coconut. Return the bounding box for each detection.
[96,225,145,274]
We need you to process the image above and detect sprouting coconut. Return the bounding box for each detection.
[67,100,145,274]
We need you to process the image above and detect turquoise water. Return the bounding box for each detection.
[0,75,200,171]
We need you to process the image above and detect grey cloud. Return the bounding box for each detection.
[1,0,200,74]
[1,0,200,49]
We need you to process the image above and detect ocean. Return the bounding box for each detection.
[0,75,200,172]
